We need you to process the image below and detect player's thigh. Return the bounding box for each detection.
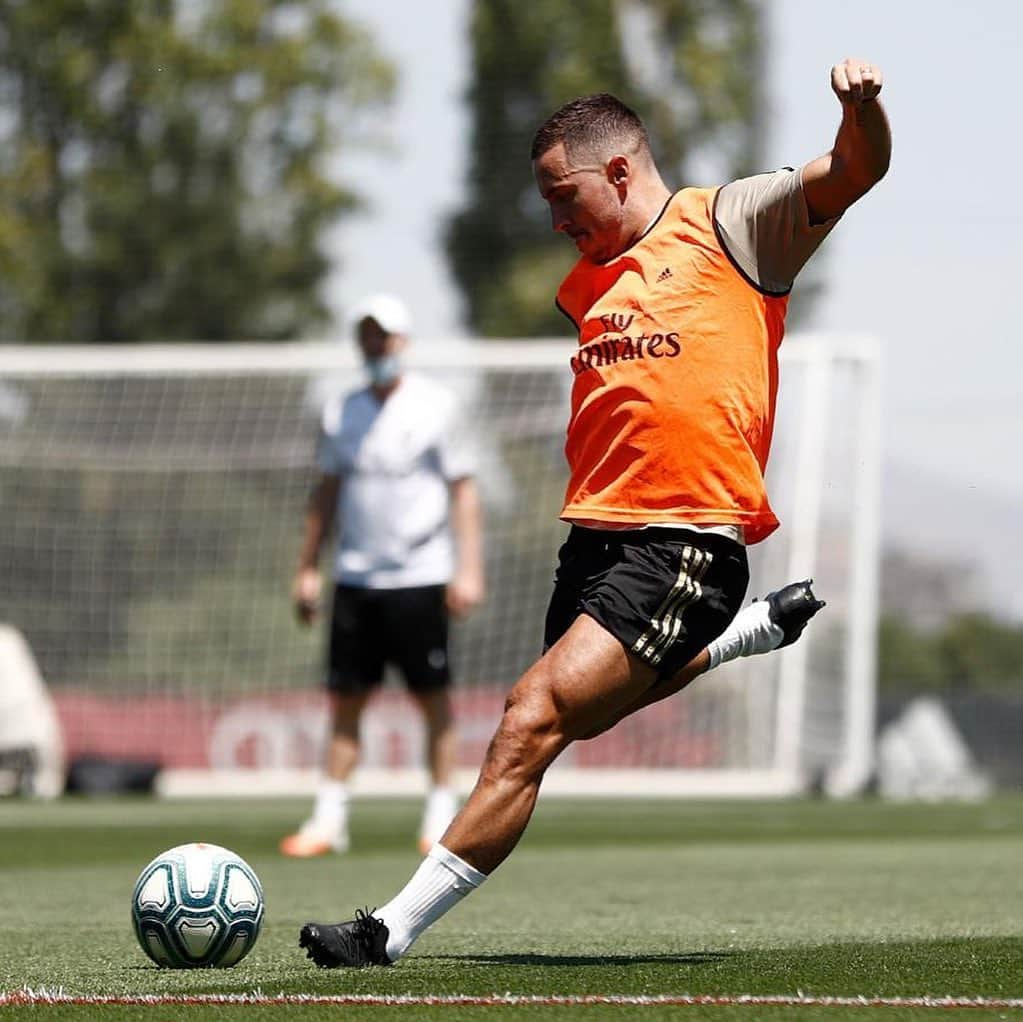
[385,585,451,693]
[327,585,386,695]
[512,612,658,742]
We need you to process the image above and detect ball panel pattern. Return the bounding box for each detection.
[131,843,264,968]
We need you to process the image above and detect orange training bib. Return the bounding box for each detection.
[555,187,788,544]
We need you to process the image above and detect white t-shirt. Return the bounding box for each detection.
[317,373,475,589]
[714,166,840,294]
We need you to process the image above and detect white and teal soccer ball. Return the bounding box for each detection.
[131,842,264,968]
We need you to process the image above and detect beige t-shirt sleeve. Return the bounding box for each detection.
[714,168,840,294]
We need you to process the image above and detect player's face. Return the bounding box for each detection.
[533,142,625,263]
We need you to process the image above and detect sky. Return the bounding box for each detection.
[327,1,1023,617]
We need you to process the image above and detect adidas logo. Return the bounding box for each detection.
[656,267,672,282]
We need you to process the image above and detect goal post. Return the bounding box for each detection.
[0,335,880,798]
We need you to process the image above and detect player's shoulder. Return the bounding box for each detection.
[716,167,802,219]
[714,166,837,293]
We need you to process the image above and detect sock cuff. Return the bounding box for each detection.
[429,843,487,888]
[425,785,456,805]
[318,778,350,801]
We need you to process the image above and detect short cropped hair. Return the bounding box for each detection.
[530,93,651,163]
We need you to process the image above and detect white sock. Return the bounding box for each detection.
[312,779,350,829]
[374,843,487,962]
[420,786,458,844]
[706,600,784,670]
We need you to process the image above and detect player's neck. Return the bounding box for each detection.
[623,182,672,249]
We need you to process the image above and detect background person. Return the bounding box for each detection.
[281,293,485,857]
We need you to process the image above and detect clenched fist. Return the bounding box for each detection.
[832,57,883,105]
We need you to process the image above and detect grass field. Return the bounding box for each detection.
[1,795,1021,1020]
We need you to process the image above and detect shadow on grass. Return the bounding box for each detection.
[421,951,734,967]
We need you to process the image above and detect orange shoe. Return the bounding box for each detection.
[279,821,349,858]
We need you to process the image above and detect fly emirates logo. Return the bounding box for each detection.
[569,312,681,376]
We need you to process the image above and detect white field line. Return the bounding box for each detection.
[2,987,1022,1010]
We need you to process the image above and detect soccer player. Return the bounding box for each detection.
[299,57,890,965]
[281,293,485,858]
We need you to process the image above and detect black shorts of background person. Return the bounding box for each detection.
[328,584,451,695]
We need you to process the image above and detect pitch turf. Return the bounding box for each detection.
[0,795,1020,1021]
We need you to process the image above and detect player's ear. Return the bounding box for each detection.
[608,155,630,189]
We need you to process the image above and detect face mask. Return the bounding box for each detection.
[366,354,401,387]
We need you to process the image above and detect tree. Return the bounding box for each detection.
[0,0,394,343]
[940,614,1023,691]
[877,614,947,692]
[878,612,1023,693]
[446,0,763,336]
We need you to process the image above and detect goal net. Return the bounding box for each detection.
[0,336,880,798]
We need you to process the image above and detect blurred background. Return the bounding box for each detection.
[0,0,1019,799]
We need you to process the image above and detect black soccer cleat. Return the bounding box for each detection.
[299,908,392,968]
[765,579,826,649]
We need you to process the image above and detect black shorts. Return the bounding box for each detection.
[543,526,749,680]
[327,584,451,695]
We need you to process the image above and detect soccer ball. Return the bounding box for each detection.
[131,842,264,968]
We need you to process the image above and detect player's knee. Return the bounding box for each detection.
[488,684,565,779]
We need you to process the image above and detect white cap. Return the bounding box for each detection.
[348,293,412,338]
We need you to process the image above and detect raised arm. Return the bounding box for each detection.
[802,57,891,225]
